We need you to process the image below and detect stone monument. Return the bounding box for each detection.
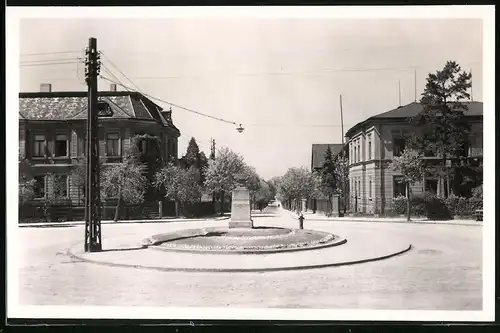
[229,174,253,229]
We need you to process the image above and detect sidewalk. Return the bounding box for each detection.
[285,209,482,227]
[19,215,230,228]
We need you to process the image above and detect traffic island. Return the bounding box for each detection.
[66,231,412,273]
[143,226,347,254]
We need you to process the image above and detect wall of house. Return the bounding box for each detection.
[22,119,180,204]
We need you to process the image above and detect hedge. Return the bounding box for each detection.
[391,192,481,220]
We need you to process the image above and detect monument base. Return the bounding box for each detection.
[228,220,254,229]
[230,186,253,229]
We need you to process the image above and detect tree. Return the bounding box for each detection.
[129,134,164,200]
[154,163,202,216]
[278,167,319,213]
[318,146,338,214]
[19,157,35,205]
[389,149,425,221]
[203,147,246,216]
[184,137,201,168]
[180,138,209,186]
[100,156,148,222]
[333,154,349,214]
[407,61,472,198]
[241,165,261,209]
[70,155,105,205]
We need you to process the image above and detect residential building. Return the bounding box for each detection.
[345,102,483,215]
[19,84,181,204]
[311,143,344,172]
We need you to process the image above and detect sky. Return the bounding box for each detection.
[19,17,483,179]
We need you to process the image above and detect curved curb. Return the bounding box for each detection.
[66,243,412,273]
[148,237,347,255]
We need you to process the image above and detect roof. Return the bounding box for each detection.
[311,144,343,170]
[18,91,180,133]
[345,101,483,138]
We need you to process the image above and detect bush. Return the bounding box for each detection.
[391,195,426,216]
[410,195,426,216]
[424,193,452,220]
[445,194,482,216]
[472,184,483,199]
[392,196,407,215]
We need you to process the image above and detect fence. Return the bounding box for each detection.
[18,199,220,223]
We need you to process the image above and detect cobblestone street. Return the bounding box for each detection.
[16,207,483,310]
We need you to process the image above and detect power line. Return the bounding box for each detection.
[20,57,82,64]
[248,123,350,128]
[20,50,82,57]
[99,52,143,94]
[100,75,239,126]
[20,61,80,67]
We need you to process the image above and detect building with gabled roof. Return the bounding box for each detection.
[345,101,483,216]
[311,143,344,171]
[19,84,181,204]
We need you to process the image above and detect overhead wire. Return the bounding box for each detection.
[100,75,239,126]
[20,50,82,57]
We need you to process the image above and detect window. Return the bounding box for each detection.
[368,135,372,160]
[425,179,438,194]
[393,176,406,197]
[33,134,45,157]
[358,179,361,198]
[106,133,120,156]
[393,137,405,157]
[33,176,45,198]
[54,134,68,157]
[353,146,357,163]
[369,179,372,199]
[53,175,68,198]
[357,140,361,162]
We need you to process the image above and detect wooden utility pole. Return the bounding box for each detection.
[84,37,102,252]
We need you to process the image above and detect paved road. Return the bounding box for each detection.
[17,205,482,310]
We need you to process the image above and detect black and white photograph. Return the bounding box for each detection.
[6,6,495,322]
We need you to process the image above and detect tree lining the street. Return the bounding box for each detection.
[154,162,203,216]
[100,154,148,222]
[407,60,473,198]
[203,147,247,216]
[389,149,425,221]
[277,167,319,212]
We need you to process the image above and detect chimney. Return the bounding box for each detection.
[109,83,117,92]
[40,83,52,92]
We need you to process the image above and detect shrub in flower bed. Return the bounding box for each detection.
[391,195,426,217]
[424,193,452,220]
[391,196,407,215]
[444,195,482,217]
